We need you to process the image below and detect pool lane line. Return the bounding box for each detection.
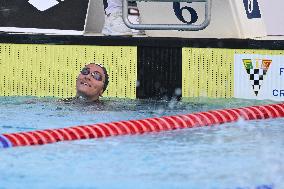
[1,103,284,148]
[0,135,12,148]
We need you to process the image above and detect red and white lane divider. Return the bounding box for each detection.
[1,103,284,148]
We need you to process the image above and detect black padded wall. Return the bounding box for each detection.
[137,46,182,100]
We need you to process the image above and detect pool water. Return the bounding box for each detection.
[0,97,283,189]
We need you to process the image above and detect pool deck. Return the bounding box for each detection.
[0,32,283,50]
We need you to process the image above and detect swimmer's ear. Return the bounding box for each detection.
[99,89,104,97]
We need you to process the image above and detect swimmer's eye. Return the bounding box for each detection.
[81,68,103,82]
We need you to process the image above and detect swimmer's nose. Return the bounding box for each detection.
[84,74,92,80]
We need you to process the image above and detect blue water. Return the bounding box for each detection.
[0,97,283,189]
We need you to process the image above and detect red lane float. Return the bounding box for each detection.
[1,103,284,148]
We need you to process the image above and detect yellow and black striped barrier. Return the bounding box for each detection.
[0,35,283,101]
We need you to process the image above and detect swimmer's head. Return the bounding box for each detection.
[76,63,109,102]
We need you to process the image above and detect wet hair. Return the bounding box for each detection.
[90,63,109,92]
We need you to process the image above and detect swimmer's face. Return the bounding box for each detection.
[76,64,106,101]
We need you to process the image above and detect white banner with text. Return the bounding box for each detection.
[234,54,284,101]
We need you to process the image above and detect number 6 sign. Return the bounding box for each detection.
[173,2,198,24]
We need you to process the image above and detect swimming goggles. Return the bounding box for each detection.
[80,67,103,82]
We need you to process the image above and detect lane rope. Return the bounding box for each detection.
[1,103,284,148]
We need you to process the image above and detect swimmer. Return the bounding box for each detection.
[75,63,109,102]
